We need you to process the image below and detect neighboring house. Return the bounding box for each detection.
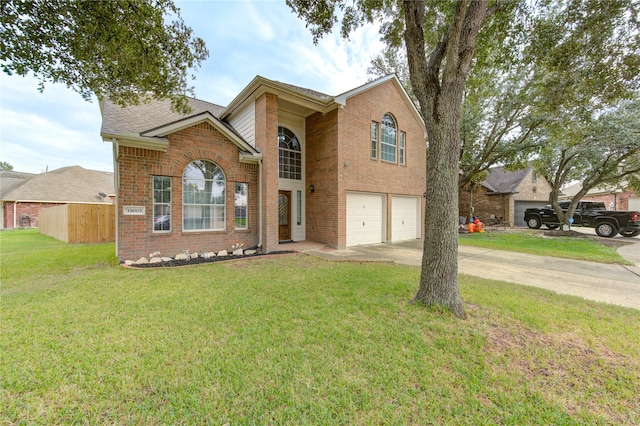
[100,74,427,261]
[560,181,640,211]
[0,166,115,229]
[459,166,552,227]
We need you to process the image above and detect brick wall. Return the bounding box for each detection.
[579,187,638,210]
[116,122,259,261]
[254,92,279,253]
[335,80,427,247]
[2,201,65,228]
[305,109,340,245]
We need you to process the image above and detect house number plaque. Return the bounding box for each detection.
[123,206,145,215]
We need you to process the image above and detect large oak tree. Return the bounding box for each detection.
[287,0,639,317]
[0,0,209,113]
[288,0,503,318]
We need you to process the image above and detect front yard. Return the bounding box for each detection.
[1,230,639,424]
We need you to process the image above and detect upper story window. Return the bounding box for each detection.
[371,121,379,159]
[380,113,397,163]
[153,176,171,232]
[399,131,406,165]
[278,126,301,180]
[182,160,226,231]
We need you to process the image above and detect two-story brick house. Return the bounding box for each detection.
[100,74,427,261]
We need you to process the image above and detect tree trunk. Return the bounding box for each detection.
[412,99,466,319]
[403,0,490,319]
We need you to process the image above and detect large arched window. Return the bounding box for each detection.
[380,113,397,163]
[278,126,302,180]
[182,160,226,231]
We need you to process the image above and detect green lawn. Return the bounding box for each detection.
[2,229,639,424]
[459,229,631,264]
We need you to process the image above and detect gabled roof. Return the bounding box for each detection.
[481,166,530,194]
[101,96,261,160]
[221,75,337,121]
[0,166,114,203]
[0,171,36,199]
[222,74,426,133]
[100,74,426,156]
[101,97,225,136]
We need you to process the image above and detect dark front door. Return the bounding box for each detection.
[278,190,291,241]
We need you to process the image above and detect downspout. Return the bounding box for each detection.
[13,201,16,228]
[112,138,119,258]
[258,157,263,249]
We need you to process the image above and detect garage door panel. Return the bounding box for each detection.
[392,196,419,242]
[347,193,384,246]
[514,201,549,227]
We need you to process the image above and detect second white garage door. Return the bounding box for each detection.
[392,196,420,242]
[346,192,385,246]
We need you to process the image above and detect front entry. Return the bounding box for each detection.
[278,190,291,241]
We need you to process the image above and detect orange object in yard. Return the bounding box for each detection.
[468,218,485,233]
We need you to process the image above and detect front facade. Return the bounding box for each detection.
[101,75,427,261]
[460,167,553,227]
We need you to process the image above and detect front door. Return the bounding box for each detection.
[278,190,291,241]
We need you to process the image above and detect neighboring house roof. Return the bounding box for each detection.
[481,166,530,194]
[0,166,114,203]
[560,181,635,199]
[0,171,36,200]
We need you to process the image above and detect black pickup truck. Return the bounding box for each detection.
[524,201,640,238]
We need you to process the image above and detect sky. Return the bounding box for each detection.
[0,1,384,175]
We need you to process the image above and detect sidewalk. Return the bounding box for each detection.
[300,238,640,310]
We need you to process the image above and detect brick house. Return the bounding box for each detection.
[459,166,553,227]
[560,181,640,211]
[0,166,115,229]
[100,75,427,261]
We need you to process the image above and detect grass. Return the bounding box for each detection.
[459,229,631,264]
[1,229,639,424]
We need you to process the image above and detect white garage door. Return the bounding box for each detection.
[346,192,384,246]
[629,197,640,211]
[392,196,420,242]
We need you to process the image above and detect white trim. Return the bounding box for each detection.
[223,76,337,121]
[102,132,168,152]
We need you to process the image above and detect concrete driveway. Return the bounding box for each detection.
[304,232,640,310]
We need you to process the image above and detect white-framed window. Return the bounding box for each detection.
[234,183,248,229]
[399,131,406,165]
[371,121,379,159]
[182,160,226,231]
[152,176,171,232]
[278,126,302,180]
[381,113,397,163]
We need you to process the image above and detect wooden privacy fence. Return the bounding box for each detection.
[39,203,115,243]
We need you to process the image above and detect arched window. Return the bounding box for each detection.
[381,113,397,163]
[182,160,226,231]
[278,126,302,180]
